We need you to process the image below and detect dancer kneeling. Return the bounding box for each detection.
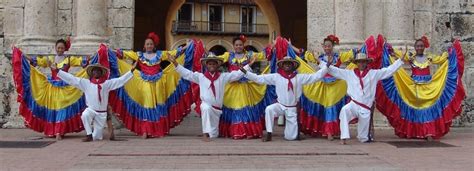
[169,53,246,142]
[242,56,329,142]
[56,62,137,142]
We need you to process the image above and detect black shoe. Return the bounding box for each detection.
[82,134,93,142]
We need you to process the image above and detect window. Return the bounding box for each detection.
[208,5,223,31]
[176,3,194,30]
[241,6,256,33]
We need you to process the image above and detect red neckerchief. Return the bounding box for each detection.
[90,76,107,103]
[204,71,221,98]
[277,69,297,92]
[354,68,370,91]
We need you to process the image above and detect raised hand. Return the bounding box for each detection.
[248,55,256,66]
[50,63,58,71]
[167,52,178,66]
[131,61,138,72]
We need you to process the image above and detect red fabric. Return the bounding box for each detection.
[98,44,111,71]
[326,35,340,45]
[138,62,161,75]
[354,69,369,90]
[191,39,205,115]
[147,32,160,45]
[12,47,84,136]
[90,77,106,103]
[277,69,297,92]
[421,36,430,48]
[219,120,264,139]
[108,89,193,137]
[239,34,247,43]
[411,67,431,76]
[274,37,288,60]
[350,99,371,111]
[299,110,340,136]
[65,37,71,51]
[375,40,465,139]
[203,71,221,98]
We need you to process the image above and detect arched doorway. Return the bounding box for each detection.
[244,45,259,52]
[134,0,307,50]
[208,45,227,56]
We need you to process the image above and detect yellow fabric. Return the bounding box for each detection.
[219,51,266,64]
[304,50,354,64]
[223,82,267,109]
[395,49,448,68]
[119,51,186,107]
[219,51,269,109]
[295,57,348,107]
[387,56,448,109]
[122,50,177,66]
[30,64,86,110]
[35,55,85,68]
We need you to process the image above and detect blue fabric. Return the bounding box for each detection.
[411,75,432,83]
[380,45,459,123]
[107,42,196,121]
[20,57,86,123]
[300,95,346,122]
[221,85,275,124]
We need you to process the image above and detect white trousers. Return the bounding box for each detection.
[339,102,371,142]
[200,102,222,138]
[265,103,298,140]
[81,108,107,140]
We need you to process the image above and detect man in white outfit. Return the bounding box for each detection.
[169,53,245,142]
[55,62,136,142]
[242,56,329,142]
[327,51,406,145]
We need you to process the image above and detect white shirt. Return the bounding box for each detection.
[175,65,244,108]
[57,70,134,111]
[328,59,404,108]
[244,63,328,107]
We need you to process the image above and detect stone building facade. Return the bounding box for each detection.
[0,0,472,128]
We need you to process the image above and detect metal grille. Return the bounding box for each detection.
[0,141,55,148]
[385,141,457,148]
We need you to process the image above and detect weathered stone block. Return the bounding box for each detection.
[4,7,23,35]
[0,9,4,36]
[434,0,462,13]
[110,28,133,49]
[451,14,473,38]
[112,0,133,9]
[108,8,134,28]
[432,14,452,49]
[414,0,433,11]
[58,0,72,10]
[4,0,24,8]
[57,9,72,36]
[414,12,432,38]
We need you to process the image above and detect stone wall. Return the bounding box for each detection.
[307,0,474,126]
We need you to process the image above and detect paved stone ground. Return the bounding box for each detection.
[1,114,473,170]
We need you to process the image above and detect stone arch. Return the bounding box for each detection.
[170,38,189,50]
[164,0,281,49]
[205,39,233,52]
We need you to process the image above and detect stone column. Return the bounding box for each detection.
[364,0,384,37]
[72,0,107,54]
[307,0,336,50]
[19,0,56,54]
[383,0,414,46]
[335,0,364,48]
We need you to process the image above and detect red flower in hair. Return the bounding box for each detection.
[65,37,71,51]
[327,35,339,45]
[147,32,160,45]
[420,36,430,48]
[239,35,247,43]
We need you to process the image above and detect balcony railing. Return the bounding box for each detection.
[172,21,269,36]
